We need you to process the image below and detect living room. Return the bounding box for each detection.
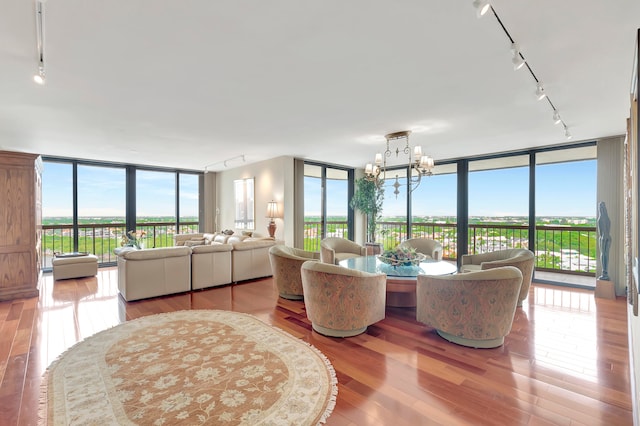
[1,1,640,424]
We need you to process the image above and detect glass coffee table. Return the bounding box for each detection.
[339,255,457,307]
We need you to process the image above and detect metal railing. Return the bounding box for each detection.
[303,220,597,275]
[303,220,349,251]
[41,221,199,269]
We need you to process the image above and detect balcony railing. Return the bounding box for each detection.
[304,220,597,275]
[41,221,199,270]
[43,219,595,276]
[303,221,349,251]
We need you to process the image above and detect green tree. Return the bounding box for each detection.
[350,178,384,242]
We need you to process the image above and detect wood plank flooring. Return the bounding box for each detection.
[0,268,633,425]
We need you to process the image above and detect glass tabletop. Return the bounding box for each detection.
[339,255,457,278]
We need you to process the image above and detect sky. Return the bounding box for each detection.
[42,162,199,217]
[42,159,596,219]
[304,159,597,218]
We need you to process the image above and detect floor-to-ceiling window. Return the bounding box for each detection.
[136,170,176,248]
[535,145,597,278]
[468,155,530,254]
[41,158,201,269]
[411,163,458,259]
[378,168,408,249]
[303,162,353,251]
[78,165,126,257]
[178,173,200,233]
[42,162,74,267]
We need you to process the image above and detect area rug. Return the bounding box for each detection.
[40,310,337,425]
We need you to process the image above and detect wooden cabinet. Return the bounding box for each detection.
[0,151,42,300]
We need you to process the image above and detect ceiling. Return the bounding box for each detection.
[1,1,638,172]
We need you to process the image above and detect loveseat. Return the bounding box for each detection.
[117,246,192,301]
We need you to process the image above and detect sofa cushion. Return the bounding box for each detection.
[184,239,206,247]
[121,246,192,260]
[232,239,276,251]
[213,234,229,244]
[191,244,233,254]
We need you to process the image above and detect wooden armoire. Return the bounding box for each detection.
[0,151,42,300]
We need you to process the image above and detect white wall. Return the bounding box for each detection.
[214,156,295,245]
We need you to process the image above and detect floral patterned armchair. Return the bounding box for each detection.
[460,248,534,306]
[301,261,386,337]
[416,266,523,348]
[268,245,320,300]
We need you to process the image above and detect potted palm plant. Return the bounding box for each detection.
[350,177,384,247]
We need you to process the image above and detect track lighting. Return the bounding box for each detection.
[33,65,45,85]
[485,5,570,140]
[472,0,491,18]
[34,0,46,85]
[510,43,525,71]
[535,82,546,100]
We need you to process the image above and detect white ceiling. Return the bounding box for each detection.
[1,1,638,172]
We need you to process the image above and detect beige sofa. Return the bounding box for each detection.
[117,246,192,301]
[174,232,277,283]
[191,244,233,289]
[231,239,276,282]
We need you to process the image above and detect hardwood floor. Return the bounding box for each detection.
[0,268,633,425]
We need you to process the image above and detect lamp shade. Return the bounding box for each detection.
[266,201,278,219]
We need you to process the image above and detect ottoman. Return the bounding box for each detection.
[52,254,99,280]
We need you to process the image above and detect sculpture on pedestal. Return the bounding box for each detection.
[597,201,611,280]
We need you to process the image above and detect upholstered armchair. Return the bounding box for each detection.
[398,238,443,261]
[301,261,386,337]
[416,266,523,348]
[320,237,367,265]
[269,245,320,300]
[460,248,535,306]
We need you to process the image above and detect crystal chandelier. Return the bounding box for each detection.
[364,130,434,197]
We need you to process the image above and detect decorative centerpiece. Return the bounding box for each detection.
[121,230,146,249]
[378,246,426,267]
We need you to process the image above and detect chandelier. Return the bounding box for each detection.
[364,130,434,197]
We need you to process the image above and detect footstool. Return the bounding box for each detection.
[52,253,99,280]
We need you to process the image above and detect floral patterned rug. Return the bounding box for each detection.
[40,310,337,425]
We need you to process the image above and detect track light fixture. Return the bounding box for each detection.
[472,0,491,18]
[480,4,572,140]
[535,82,546,100]
[33,65,45,85]
[564,126,572,139]
[510,43,525,70]
[34,0,46,85]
